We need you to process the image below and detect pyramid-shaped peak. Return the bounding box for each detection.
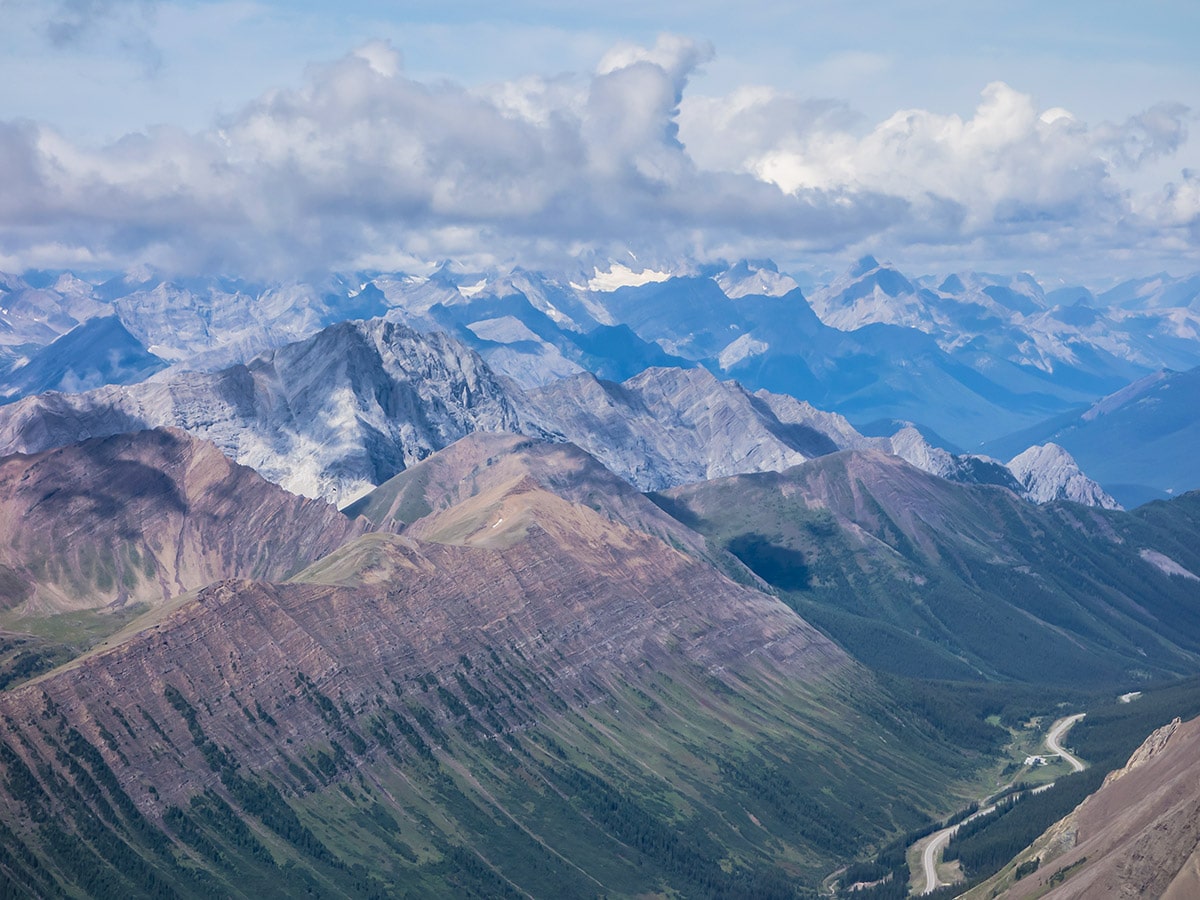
[938,274,966,294]
[849,255,882,278]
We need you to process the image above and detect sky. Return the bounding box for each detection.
[0,0,1198,285]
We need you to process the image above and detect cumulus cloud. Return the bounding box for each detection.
[681,80,1194,264]
[0,36,1194,277]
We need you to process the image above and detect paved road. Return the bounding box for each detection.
[921,823,958,895]
[920,803,988,894]
[918,714,1086,894]
[1045,713,1086,772]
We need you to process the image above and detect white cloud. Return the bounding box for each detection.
[0,37,1194,278]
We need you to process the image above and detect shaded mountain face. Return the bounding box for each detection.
[0,316,167,404]
[0,440,984,898]
[655,451,1200,686]
[0,320,521,505]
[0,428,365,617]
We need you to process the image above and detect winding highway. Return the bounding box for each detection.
[918,714,1086,894]
[1045,713,1086,772]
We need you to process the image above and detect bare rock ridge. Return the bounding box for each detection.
[0,320,521,505]
[0,428,366,615]
[517,365,857,491]
[886,424,1022,491]
[886,424,1121,509]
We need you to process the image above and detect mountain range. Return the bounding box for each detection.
[1,253,1199,898]
[4,258,1199,467]
[0,316,1123,514]
[0,424,997,898]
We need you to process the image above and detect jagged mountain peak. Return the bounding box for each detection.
[517,367,857,491]
[0,318,522,505]
[714,258,799,299]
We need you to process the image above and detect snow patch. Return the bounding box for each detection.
[572,263,672,292]
[458,279,488,298]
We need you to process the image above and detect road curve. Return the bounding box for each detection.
[919,714,1086,894]
[921,825,956,894]
[1045,713,1086,772]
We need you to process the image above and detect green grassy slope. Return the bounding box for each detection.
[655,452,1200,687]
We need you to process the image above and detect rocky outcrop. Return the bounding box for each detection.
[1001,715,1200,899]
[1102,717,1181,787]
[1007,443,1122,510]
[887,424,1023,492]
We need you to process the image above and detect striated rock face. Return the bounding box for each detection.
[0,428,365,614]
[1007,443,1122,510]
[1003,714,1200,900]
[0,320,521,505]
[516,366,851,491]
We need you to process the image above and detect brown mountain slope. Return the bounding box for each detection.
[0,456,980,897]
[0,428,365,616]
[344,431,718,562]
[992,715,1200,899]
